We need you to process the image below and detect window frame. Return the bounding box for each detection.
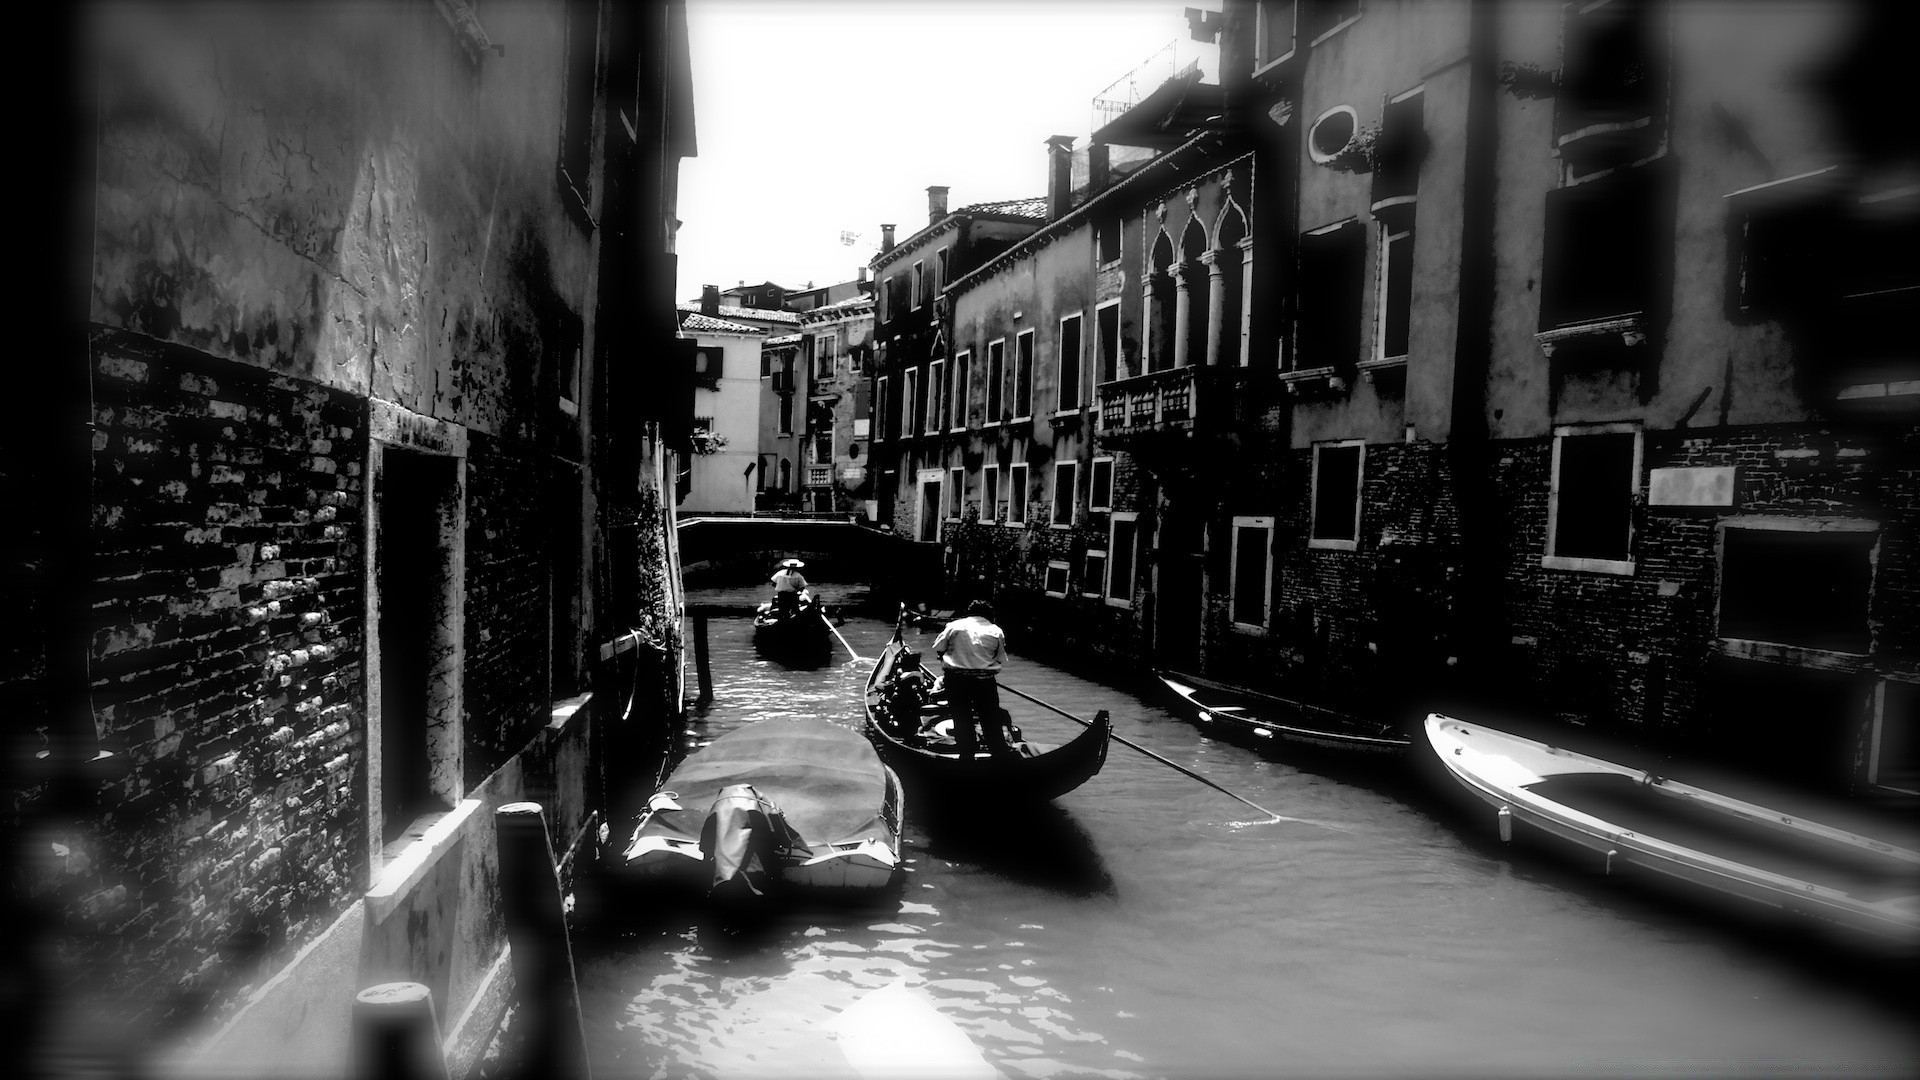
[983,465,1001,525]
[1229,515,1276,632]
[1013,329,1036,422]
[1868,678,1919,796]
[1542,422,1643,575]
[1056,311,1085,415]
[901,369,918,442]
[1308,440,1366,551]
[912,260,926,310]
[985,338,1007,425]
[1052,460,1079,528]
[1089,456,1115,512]
[1712,515,1880,665]
[1007,462,1029,527]
[1095,299,1123,385]
[1044,560,1071,599]
[1374,224,1414,363]
[927,358,946,434]
[951,350,972,432]
[947,465,966,522]
[1104,511,1139,607]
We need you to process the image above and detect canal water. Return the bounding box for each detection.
[576,589,1916,1078]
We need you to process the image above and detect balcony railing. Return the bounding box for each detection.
[806,465,833,488]
[1097,366,1199,436]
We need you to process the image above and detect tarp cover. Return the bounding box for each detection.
[641,718,890,849]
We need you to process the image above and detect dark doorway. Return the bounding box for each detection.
[378,448,454,843]
[1154,509,1205,671]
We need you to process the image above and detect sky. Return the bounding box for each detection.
[675,0,1219,301]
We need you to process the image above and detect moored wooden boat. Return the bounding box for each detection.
[616,717,904,899]
[863,635,1110,809]
[1426,712,1920,944]
[1158,670,1411,754]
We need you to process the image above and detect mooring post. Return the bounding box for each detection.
[495,802,592,1080]
[693,608,713,704]
[350,981,452,1080]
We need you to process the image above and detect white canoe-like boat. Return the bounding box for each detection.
[1426,713,1920,944]
[618,718,905,898]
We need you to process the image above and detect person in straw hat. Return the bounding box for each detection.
[770,557,809,613]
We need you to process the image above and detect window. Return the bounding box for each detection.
[557,0,598,224]
[760,348,773,378]
[952,351,971,430]
[743,295,758,308]
[1544,425,1642,574]
[1230,516,1274,630]
[874,376,889,441]
[1044,560,1071,598]
[778,359,795,435]
[983,466,1001,524]
[928,359,946,434]
[1303,0,1361,44]
[1095,301,1122,384]
[1008,463,1029,525]
[918,473,943,542]
[986,339,1006,422]
[1295,221,1365,370]
[1554,0,1667,176]
[1375,226,1414,362]
[902,369,919,441]
[912,261,926,309]
[1106,512,1138,607]
[936,248,950,297]
[815,333,837,379]
[1089,457,1115,512]
[1014,330,1035,419]
[1052,461,1078,527]
[691,345,724,386]
[1097,219,1122,265]
[1718,520,1876,656]
[1870,680,1918,796]
[1372,88,1424,209]
[1254,0,1298,68]
[948,466,965,521]
[1057,314,1084,413]
[1540,164,1669,333]
[1310,442,1364,549]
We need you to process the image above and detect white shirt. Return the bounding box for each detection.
[932,616,1008,673]
[772,568,807,593]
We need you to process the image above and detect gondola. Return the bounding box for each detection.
[1426,713,1920,945]
[614,717,905,901]
[1158,669,1412,755]
[862,627,1110,808]
[751,590,833,662]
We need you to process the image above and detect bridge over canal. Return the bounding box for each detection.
[675,514,943,602]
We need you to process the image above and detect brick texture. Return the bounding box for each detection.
[463,432,553,789]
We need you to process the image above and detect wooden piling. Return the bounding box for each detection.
[495,802,593,1080]
[350,981,451,1080]
[693,608,713,704]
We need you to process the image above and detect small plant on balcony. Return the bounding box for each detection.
[1313,122,1380,175]
[689,431,728,455]
[1497,61,1560,100]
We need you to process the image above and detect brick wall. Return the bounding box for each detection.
[81,329,367,1029]
[463,432,553,789]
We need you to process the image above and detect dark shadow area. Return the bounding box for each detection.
[909,801,1114,898]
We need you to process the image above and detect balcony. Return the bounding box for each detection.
[805,465,833,489]
[1097,366,1201,442]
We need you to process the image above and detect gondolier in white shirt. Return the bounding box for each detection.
[931,600,1019,761]
[770,558,807,614]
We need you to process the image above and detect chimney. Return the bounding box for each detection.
[858,266,868,283]
[1089,142,1111,194]
[880,224,897,253]
[1045,135,1076,220]
[700,284,719,315]
[926,185,951,224]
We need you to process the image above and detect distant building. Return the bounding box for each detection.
[797,295,876,514]
[677,306,769,513]
[757,332,805,508]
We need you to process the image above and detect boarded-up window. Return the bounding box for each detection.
[1107,514,1138,604]
[1550,430,1638,564]
[1719,526,1874,654]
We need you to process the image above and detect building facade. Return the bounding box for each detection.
[796,296,876,515]
[8,1,698,1074]
[911,0,1919,801]
[677,309,768,514]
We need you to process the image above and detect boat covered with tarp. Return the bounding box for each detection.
[616,717,904,901]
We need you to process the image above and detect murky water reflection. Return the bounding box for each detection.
[577,590,1916,1078]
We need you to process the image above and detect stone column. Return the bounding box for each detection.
[1237,236,1255,367]
[1200,250,1228,367]
[1141,278,1159,376]
[1172,265,1194,369]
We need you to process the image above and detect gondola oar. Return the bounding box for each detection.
[910,657,1318,828]
[821,608,872,666]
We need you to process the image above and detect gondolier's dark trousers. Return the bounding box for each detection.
[943,669,1016,760]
